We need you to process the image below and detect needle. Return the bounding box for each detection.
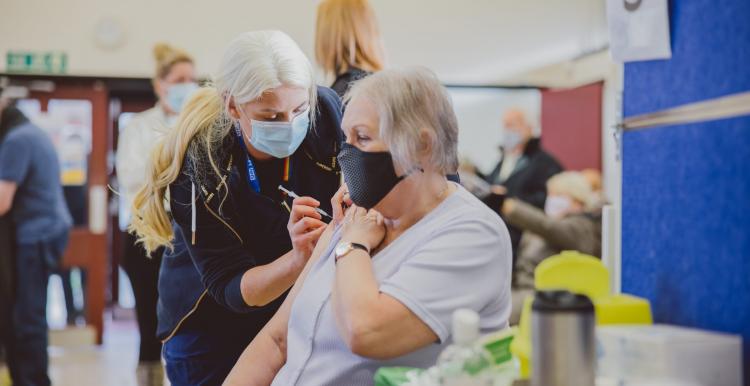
[278,185,333,221]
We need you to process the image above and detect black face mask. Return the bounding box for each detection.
[337,143,412,209]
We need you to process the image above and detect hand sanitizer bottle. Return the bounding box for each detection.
[437,309,493,386]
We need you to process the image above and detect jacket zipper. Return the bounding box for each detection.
[161,290,208,343]
[203,201,243,244]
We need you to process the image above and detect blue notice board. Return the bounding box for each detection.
[621,0,750,380]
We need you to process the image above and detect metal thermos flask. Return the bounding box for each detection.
[531,290,595,386]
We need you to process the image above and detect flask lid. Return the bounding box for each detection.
[532,290,594,313]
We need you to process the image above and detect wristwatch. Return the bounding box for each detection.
[334,241,370,263]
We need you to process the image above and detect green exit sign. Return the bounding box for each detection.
[6,51,67,74]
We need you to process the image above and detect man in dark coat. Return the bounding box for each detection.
[482,108,563,262]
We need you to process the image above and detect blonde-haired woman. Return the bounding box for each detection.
[225,67,511,386]
[116,42,196,386]
[129,30,342,385]
[316,0,386,98]
[501,171,602,324]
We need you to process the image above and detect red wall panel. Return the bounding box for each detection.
[541,82,603,171]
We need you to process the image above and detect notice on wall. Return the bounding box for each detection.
[16,98,92,186]
[607,0,672,62]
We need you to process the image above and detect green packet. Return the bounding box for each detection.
[480,328,516,366]
[373,328,516,386]
[374,367,423,386]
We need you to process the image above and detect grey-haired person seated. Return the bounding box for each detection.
[224,67,513,386]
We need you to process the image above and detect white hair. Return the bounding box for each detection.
[215,30,317,119]
[505,106,540,137]
[345,67,459,174]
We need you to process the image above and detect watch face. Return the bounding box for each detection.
[335,242,351,258]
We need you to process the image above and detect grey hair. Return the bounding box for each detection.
[345,67,459,174]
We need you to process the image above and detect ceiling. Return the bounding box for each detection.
[0,0,610,85]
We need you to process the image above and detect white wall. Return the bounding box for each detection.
[0,0,608,84]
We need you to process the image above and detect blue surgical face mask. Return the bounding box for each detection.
[242,108,310,158]
[501,130,523,151]
[166,82,199,113]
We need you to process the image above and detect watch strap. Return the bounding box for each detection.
[335,242,370,263]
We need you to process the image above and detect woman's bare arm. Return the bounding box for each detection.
[223,222,336,385]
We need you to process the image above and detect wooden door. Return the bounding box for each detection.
[20,82,109,344]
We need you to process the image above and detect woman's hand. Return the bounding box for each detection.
[288,197,327,263]
[331,184,353,225]
[340,205,386,252]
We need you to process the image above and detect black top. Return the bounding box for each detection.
[331,67,370,99]
[482,138,563,260]
[156,86,343,344]
[484,138,563,209]
[0,106,21,333]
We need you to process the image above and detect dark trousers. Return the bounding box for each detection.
[4,232,68,386]
[52,268,86,325]
[163,335,240,386]
[162,307,249,386]
[121,231,163,363]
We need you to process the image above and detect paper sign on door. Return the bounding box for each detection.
[607,0,672,62]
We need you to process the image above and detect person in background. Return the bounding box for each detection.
[0,88,16,386]
[581,168,602,193]
[116,42,197,386]
[581,167,607,208]
[482,107,563,260]
[51,268,84,326]
[501,171,602,324]
[130,30,342,385]
[316,0,386,98]
[56,185,87,326]
[225,67,512,386]
[0,89,72,386]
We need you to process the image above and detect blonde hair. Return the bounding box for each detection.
[315,0,385,77]
[345,67,459,175]
[153,43,193,80]
[131,31,317,254]
[547,171,594,209]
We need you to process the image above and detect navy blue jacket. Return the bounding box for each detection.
[157,87,343,341]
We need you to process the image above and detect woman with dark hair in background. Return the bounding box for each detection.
[116,42,197,386]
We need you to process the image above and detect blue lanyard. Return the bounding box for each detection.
[245,158,261,193]
[235,127,262,193]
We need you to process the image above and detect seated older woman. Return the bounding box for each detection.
[224,67,512,386]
